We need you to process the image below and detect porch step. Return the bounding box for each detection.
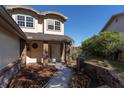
[44,66,72,88]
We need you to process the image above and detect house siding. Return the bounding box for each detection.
[106,16,124,32]
[0,26,20,69]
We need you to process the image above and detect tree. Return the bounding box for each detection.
[81,31,124,58]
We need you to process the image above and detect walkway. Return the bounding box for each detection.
[44,63,72,88]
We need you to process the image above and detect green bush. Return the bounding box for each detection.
[81,31,124,58]
[71,53,78,60]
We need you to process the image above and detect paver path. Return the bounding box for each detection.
[44,63,72,88]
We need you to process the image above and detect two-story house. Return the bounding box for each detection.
[7,6,72,65]
[101,12,124,32]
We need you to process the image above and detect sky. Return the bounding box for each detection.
[32,5,124,46]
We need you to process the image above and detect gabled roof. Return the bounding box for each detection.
[6,5,68,21]
[0,6,26,40]
[101,12,124,32]
[25,32,72,43]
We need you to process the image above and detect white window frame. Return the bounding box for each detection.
[47,19,61,31]
[16,14,34,28]
[47,19,54,30]
[55,21,61,31]
[16,15,25,27]
[26,16,34,28]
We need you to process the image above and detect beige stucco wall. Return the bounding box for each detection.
[106,16,124,32]
[26,41,61,63]
[26,41,43,64]
[0,26,20,69]
[11,9,43,33]
[11,9,64,35]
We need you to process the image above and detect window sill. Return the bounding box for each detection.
[19,26,35,29]
[47,29,61,32]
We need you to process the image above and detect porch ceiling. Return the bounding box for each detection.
[25,32,72,43]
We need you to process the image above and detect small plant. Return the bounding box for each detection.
[71,53,77,60]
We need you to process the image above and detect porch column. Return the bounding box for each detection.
[66,44,71,65]
[61,42,66,63]
[65,43,67,64]
[63,43,71,65]
[42,43,49,66]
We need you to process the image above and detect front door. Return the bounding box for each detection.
[50,44,61,62]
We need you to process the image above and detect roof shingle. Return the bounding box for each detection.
[25,32,72,43]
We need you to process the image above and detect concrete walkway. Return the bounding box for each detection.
[44,63,72,88]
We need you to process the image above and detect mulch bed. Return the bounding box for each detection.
[7,63,57,88]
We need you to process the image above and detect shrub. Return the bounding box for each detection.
[71,53,77,60]
[81,31,124,58]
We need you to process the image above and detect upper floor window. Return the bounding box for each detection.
[47,20,61,31]
[26,17,33,27]
[55,21,61,30]
[17,15,34,28]
[48,20,54,30]
[17,15,25,27]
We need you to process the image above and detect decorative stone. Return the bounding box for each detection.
[0,60,21,88]
[84,63,124,88]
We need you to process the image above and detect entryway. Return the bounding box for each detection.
[49,43,61,62]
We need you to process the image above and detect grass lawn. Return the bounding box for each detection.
[85,57,124,77]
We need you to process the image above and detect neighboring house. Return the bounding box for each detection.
[101,12,124,32]
[7,6,72,64]
[101,12,124,62]
[0,6,26,87]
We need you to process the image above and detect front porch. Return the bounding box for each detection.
[25,32,72,65]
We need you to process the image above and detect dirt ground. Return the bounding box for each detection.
[8,63,57,88]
